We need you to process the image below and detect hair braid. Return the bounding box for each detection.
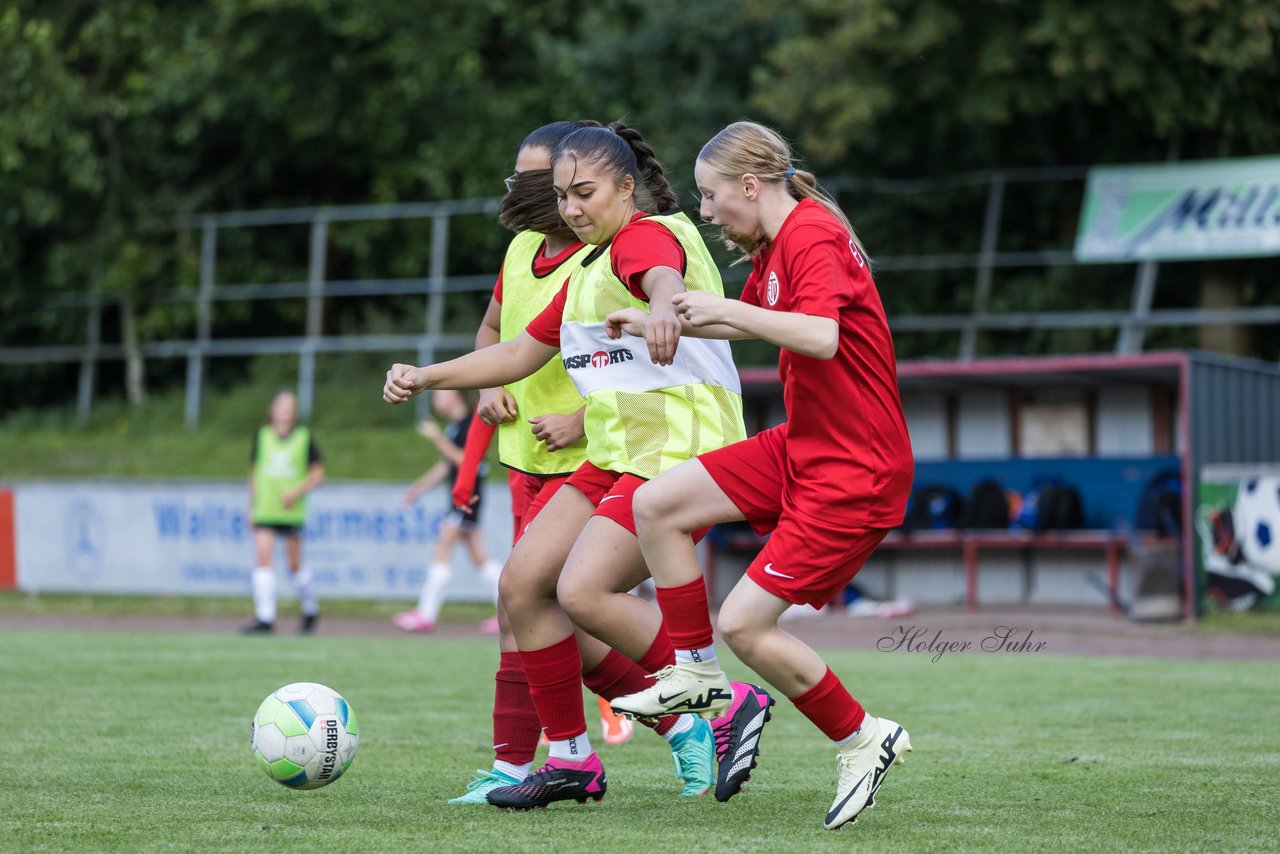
[608,122,679,213]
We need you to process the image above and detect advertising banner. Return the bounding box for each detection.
[10,479,512,601]
[1195,466,1280,612]
[1075,157,1280,262]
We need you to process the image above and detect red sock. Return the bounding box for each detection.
[520,635,588,742]
[582,649,649,700]
[636,628,675,675]
[654,578,715,652]
[582,647,681,736]
[492,651,541,765]
[789,667,866,742]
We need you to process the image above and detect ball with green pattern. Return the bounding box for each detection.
[251,682,359,789]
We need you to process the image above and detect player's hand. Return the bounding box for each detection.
[605,308,646,339]
[643,306,681,365]
[402,489,418,507]
[453,492,480,511]
[528,411,585,452]
[672,291,728,328]
[416,419,443,441]
[281,489,299,509]
[384,363,425,404]
[477,387,518,425]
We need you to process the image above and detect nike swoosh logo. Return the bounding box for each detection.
[870,726,904,794]
[826,770,871,825]
[763,563,794,579]
[657,690,688,704]
[599,494,624,503]
[492,742,508,750]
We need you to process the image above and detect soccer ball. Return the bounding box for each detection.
[1233,476,1280,574]
[251,682,359,789]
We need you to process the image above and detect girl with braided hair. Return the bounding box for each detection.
[383,122,775,810]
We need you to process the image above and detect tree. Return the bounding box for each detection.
[747,0,1280,358]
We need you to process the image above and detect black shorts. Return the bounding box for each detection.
[444,492,483,532]
[253,523,303,537]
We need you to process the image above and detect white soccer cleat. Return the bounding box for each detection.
[824,716,911,830]
[610,662,735,720]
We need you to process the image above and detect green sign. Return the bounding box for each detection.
[1075,156,1280,262]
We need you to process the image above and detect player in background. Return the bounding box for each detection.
[394,388,504,634]
[607,121,915,830]
[441,121,626,805]
[383,123,774,811]
[242,389,325,634]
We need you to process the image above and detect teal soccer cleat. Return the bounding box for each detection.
[447,767,523,804]
[669,716,715,797]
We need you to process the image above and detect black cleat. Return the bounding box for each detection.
[711,681,775,801]
[486,756,607,810]
[299,614,318,634]
[240,620,274,634]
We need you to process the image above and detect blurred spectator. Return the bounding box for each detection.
[394,389,503,634]
[242,389,325,634]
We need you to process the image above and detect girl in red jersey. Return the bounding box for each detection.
[384,124,772,810]
[607,121,915,831]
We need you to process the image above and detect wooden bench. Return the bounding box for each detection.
[706,527,1175,613]
[879,529,1126,613]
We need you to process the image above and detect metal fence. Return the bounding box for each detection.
[4,167,1279,427]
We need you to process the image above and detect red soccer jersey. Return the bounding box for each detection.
[525,213,684,347]
[492,238,587,303]
[742,199,913,527]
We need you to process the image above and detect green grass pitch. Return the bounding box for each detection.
[3,628,1277,852]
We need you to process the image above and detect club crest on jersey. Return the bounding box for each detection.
[766,271,780,306]
[563,348,636,370]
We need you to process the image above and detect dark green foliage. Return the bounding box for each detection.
[3,1,1277,412]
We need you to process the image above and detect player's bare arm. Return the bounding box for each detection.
[637,265,684,366]
[675,291,838,359]
[605,295,750,343]
[383,332,558,404]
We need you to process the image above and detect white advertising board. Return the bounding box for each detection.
[11,479,512,601]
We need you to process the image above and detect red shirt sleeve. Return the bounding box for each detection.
[784,225,854,319]
[451,413,495,510]
[525,280,569,347]
[610,219,686,301]
[492,266,504,304]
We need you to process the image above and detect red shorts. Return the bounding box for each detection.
[565,461,647,535]
[567,461,708,542]
[699,424,890,607]
[509,470,573,544]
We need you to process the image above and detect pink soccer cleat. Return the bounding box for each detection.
[392,610,436,633]
[486,754,607,809]
[710,681,775,801]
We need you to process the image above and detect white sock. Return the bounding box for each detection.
[660,714,695,742]
[293,567,318,617]
[675,645,717,665]
[252,567,276,624]
[835,715,876,751]
[548,732,593,762]
[493,760,530,781]
[416,562,453,621]
[480,559,503,602]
